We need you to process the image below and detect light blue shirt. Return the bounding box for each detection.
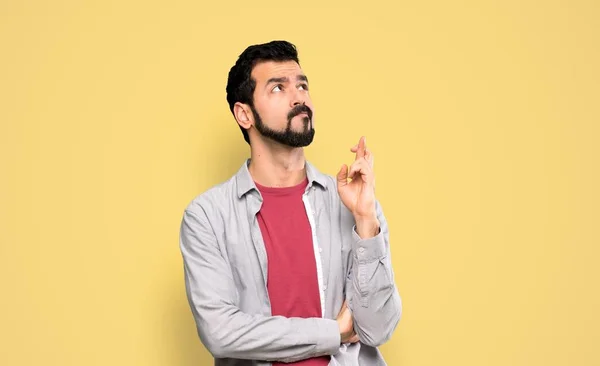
[179,159,402,365]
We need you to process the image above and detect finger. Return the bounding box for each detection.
[365,148,374,168]
[359,136,366,159]
[348,159,366,180]
[350,144,358,153]
[348,334,360,343]
[336,164,349,188]
[348,159,372,183]
[355,136,366,160]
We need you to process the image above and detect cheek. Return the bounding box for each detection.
[257,100,287,125]
[269,99,290,117]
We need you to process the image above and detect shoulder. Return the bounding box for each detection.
[183,174,238,219]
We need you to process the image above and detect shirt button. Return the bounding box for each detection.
[319,247,322,253]
[323,285,327,290]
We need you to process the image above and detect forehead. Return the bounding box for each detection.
[251,60,304,84]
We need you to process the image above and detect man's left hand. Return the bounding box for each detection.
[336,136,380,238]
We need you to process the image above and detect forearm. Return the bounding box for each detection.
[186,285,341,362]
[347,208,402,347]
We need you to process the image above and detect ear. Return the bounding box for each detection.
[234,102,254,131]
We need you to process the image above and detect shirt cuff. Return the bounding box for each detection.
[315,319,341,356]
[351,225,386,262]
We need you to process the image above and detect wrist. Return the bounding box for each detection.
[354,215,380,239]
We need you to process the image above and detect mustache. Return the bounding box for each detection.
[287,104,313,122]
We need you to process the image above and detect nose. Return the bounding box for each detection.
[290,88,306,108]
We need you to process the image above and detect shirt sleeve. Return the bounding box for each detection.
[346,199,403,347]
[179,207,341,362]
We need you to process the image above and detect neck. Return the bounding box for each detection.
[248,138,307,188]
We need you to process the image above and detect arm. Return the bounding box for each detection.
[179,207,341,362]
[346,199,402,347]
[336,136,402,347]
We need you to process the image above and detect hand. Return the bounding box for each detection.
[336,300,360,344]
[337,136,379,236]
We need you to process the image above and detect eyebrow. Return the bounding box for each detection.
[265,75,309,87]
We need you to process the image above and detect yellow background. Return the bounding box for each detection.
[1,0,599,365]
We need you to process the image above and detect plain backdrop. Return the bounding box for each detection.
[1,0,599,365]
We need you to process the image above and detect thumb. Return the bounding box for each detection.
[336,164,348,187]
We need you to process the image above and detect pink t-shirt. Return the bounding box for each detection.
[256,177,329,366]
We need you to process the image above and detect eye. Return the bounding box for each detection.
[272,84,283,92]
[298,83,309,91]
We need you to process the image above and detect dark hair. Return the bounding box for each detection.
[226,40,300,144]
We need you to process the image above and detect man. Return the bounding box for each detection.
[179,40,402,365]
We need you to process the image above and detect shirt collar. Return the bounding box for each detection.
[235,158,328,199]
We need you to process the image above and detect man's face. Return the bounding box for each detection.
[249,60,315,147]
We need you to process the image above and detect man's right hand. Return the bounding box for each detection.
[336,300,360,344]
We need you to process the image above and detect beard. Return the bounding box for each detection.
[250,103,315,148]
